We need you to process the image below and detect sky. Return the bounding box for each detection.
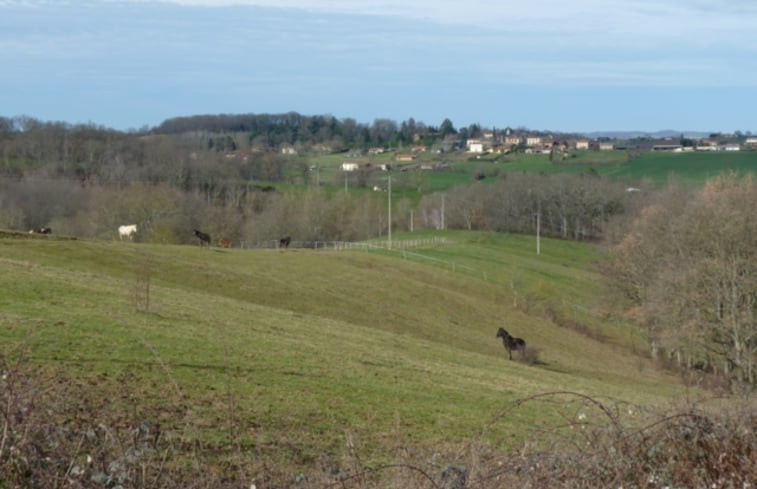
[1,0,756,134]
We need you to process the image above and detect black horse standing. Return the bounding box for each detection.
[278,236,291,249]
[194,229,211,247]
[496,327,526,360]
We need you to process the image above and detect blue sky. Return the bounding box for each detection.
[1,0,755,134]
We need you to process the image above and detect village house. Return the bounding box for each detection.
[526,136,542,147]
[467,139,485,153]
[395,154,416,161]
[695,140,719,151]
[504,135,521,146]
[575,139,590,150]
[652,144,683,152]
[599,142,614,151]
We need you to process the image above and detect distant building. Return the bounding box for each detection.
[395,154,416,161]
[652,144,683,152]
[467,139,485,153]
[504,135,521,146]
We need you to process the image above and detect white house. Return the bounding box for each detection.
[467,139,485,153]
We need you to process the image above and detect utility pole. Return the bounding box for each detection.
[536,199,541,255]
[387,175,392,250]
[441,194,446,230]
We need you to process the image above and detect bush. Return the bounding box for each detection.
[517,346,541,366]
[2,351,753,489]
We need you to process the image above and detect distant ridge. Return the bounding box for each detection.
[582,130,712,139]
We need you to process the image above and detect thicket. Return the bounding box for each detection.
[420,172,638,240]
[2,351,753,488]
[603,173,757,386]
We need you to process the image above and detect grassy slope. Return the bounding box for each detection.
[0,230,685,465]
[310,150,757,194]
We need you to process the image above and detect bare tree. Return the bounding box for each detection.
[604,174,756,384]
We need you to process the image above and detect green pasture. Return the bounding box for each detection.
[300,150,757,198]
[0,230,688,468]
[469,150,757,184]
[603,151,757,182]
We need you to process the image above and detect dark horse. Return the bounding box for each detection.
[194,229,211,247]
[496,327,526,360]
[278,236,291,249]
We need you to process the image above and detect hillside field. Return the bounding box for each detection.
[0,230,702,482]
[303,150,757,196]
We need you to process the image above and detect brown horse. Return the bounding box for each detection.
[219,239,232,248]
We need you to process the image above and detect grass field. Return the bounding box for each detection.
[297,150,757,198]
[0,230,698,480]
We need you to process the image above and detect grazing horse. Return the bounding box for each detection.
[29,227,52,234]
[194,229,211,247]
[496,327,526,360]
[218,238,232,249]
[278,236,291,249]
[118,224,137,240]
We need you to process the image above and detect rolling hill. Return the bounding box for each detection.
[0,229,693,485]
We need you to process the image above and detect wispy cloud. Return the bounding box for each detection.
[1,0,755,130]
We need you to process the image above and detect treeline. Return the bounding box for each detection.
[0,177,397,245]
[420,172,637,240]
[0,170,633,248]
[0,115,297,188]
[155,112,467,150]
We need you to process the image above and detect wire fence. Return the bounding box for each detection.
[233,236,489,277]
[236,237,450,251]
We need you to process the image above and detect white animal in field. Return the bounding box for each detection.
[118,224,137,240]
